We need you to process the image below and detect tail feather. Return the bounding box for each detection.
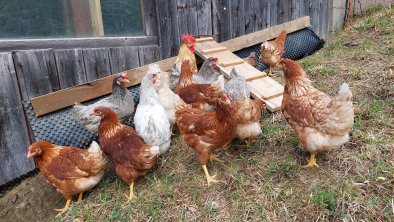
[87,141,101,153]
[276,30,287,46]
[336,83,352,102]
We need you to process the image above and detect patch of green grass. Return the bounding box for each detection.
[312,186,339,217]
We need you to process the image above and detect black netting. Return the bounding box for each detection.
[235,27,325,70]
[23,85,140,148]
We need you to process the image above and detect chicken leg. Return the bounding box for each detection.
[55,199,71,217]
[202,165,218,186]
[268,66,273,77]
[303,153,319,168]
[77,192,83,203]
[125,182,137,201]
[210,154,225,163]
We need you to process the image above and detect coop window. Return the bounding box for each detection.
[0,0,144,39]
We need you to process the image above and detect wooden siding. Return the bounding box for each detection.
[157,0,331,57]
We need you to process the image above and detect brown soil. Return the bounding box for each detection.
[0,174,63,221]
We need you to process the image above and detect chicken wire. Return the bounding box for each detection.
[235,27,324,71]
[23,86,141,148]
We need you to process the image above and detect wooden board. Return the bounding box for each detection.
[0,52,34,185]
[109,46,140,74]
[247,77,284,99]
[220,63,266,80]
[82,48,112,81]
[54,49,88,89]
[13,49,60,100]
[31,17,310,116]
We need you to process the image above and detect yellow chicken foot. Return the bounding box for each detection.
[202,165,218,186]
[210,154,225,163]
[55,199,71,217]
[268,66,273,77]
[124,182,138,201]
[303,153,320,168]
[77,192,83,203]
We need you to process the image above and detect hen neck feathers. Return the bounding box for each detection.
[285,74,316,97]
[140,79,160,105]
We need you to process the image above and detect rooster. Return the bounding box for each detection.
[73,72,134,134]
[175,92,238,186]
[27,141,105,216]
[176,60,223,111]
[225,68,266,145]
[193,57,219,84]
[134,65,171,154]
[170,34,198,90]
[260,30,287,77]
[277,59,354,167]
[92,107,159,200]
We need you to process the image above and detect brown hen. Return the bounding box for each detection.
[92,107,160,200]
[260,30,287,76]
[175,92,238,186]
[175,60,222,111]
[27,141,105,216]
[278,59,354,168]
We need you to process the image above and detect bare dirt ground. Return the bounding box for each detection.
[0,6,393,222]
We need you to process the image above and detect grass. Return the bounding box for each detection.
[58,7,393,222]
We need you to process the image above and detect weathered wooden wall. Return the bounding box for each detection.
[0,0,333,186]
[157,0,332,58]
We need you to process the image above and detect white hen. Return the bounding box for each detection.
[134,64,171,154]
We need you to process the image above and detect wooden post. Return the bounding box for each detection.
[89,0,104,36]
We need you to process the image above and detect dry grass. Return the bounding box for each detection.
[58,7,393,222]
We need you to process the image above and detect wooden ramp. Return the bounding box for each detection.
[195,37,283,112]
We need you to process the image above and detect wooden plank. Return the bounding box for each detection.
[0,52,34,185]
[13,49,60,100]
[310,0,321,36]
[220,60,244,67]
[221,63,265,80]
[177,0,190,36]
[213,0,232,41]
[247,77,284,99]
[201,47,227,54]
[221,16,310,52]
[141,0,158,36]
[54,49,87,89]
[319,0,329,39]
[195,41,224,51]
[260,0,270,29]
[244,0,260,34]
[157,0,180,58]
[109,46,140,74]
[138,46,161,66]
[0,36,158,51]
[83,48,112,81]
[31,56,176,116]
[196,0,212,35]
[263,95,283,112]
[231,0,245,38]
[188,0,199,35]
[211,0,220,41]
[88,0,104,36]
[269,0,278,26]
[30,18,310,115]
[195,37,214,43]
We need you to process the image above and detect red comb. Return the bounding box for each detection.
[181,34,196,44]
[120,72,128,78]
[213,58,218,62]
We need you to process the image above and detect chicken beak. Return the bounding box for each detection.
[90,111,96,116]
[123,78,130,83]
[26,151,33,160]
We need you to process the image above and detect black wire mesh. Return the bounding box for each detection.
[235,27,325,71]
